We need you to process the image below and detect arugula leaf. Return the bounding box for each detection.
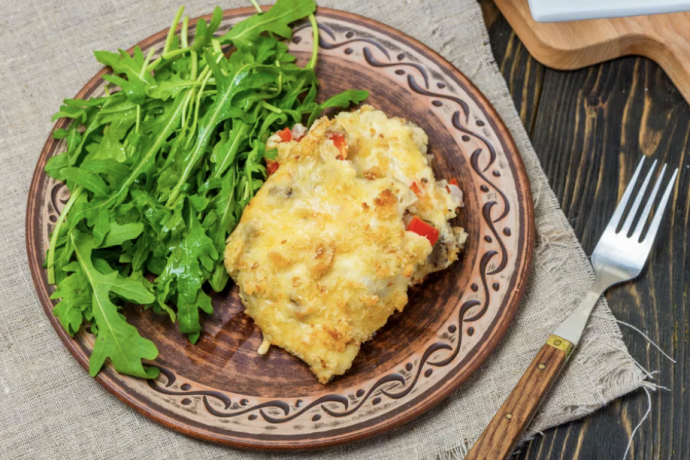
[192,19,209,52]
[93,126,127,162]
[93,208,111,246]
[53,124,83,154]
[190,8,223,53]
[102,74,147,105]
[220,0,316,49]
[155,203,218,340]
[95,48,154,86]
[71,231,158,378]
[51,105,88,123]
[63,97,109,108]
[211,120,249,178]
[45,152,71,181]
[177,290,212,344]
[103,222,144,247]
[208,169,238,292]
[62,167,111,197]
[306,89,370,126]
[81,160,131,184]
[51,266,91,336]
[148,75,200,101]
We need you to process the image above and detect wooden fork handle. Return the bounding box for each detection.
[465,335,573,460]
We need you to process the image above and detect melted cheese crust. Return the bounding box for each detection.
[224,106,466,383]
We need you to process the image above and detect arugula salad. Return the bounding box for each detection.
[45,0,368,379]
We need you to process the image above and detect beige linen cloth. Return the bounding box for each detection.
[0,0,651,458]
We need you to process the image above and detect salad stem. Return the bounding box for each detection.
[306,14,319,70]
[163,6,185,56]
[261,101,283,114]
[145,58,161,73]
[141,49,156,79]
[181,16,189,49]
[162,48,189,61]
[191,50,198,80]
[185,68,213,149]
[47,186,84,284]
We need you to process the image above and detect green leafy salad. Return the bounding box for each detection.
[45,0,368,379]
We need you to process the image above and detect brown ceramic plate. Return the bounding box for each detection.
[26,7,534,451]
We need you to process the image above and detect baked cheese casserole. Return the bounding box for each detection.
[224,105,467,383]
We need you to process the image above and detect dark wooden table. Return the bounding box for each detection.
[480,2,689,459]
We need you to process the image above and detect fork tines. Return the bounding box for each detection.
[607,157,678,245]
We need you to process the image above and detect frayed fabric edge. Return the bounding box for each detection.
[438,441,471,460]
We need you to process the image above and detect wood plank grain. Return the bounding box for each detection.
[481,1,690,459]
[480,0,545,135]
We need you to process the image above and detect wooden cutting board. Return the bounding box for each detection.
[494,0,690,104]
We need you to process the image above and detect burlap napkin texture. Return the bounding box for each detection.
[0,0,651,458]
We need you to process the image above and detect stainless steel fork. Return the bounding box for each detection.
[466,157,678,460]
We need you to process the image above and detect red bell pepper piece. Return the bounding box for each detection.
[410,182,423,197]
[266,158,279,175]
[329,133,347,159]
[278,127,292,142]
[407,216,439,245]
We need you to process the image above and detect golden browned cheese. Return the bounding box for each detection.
[224,106,466,383]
